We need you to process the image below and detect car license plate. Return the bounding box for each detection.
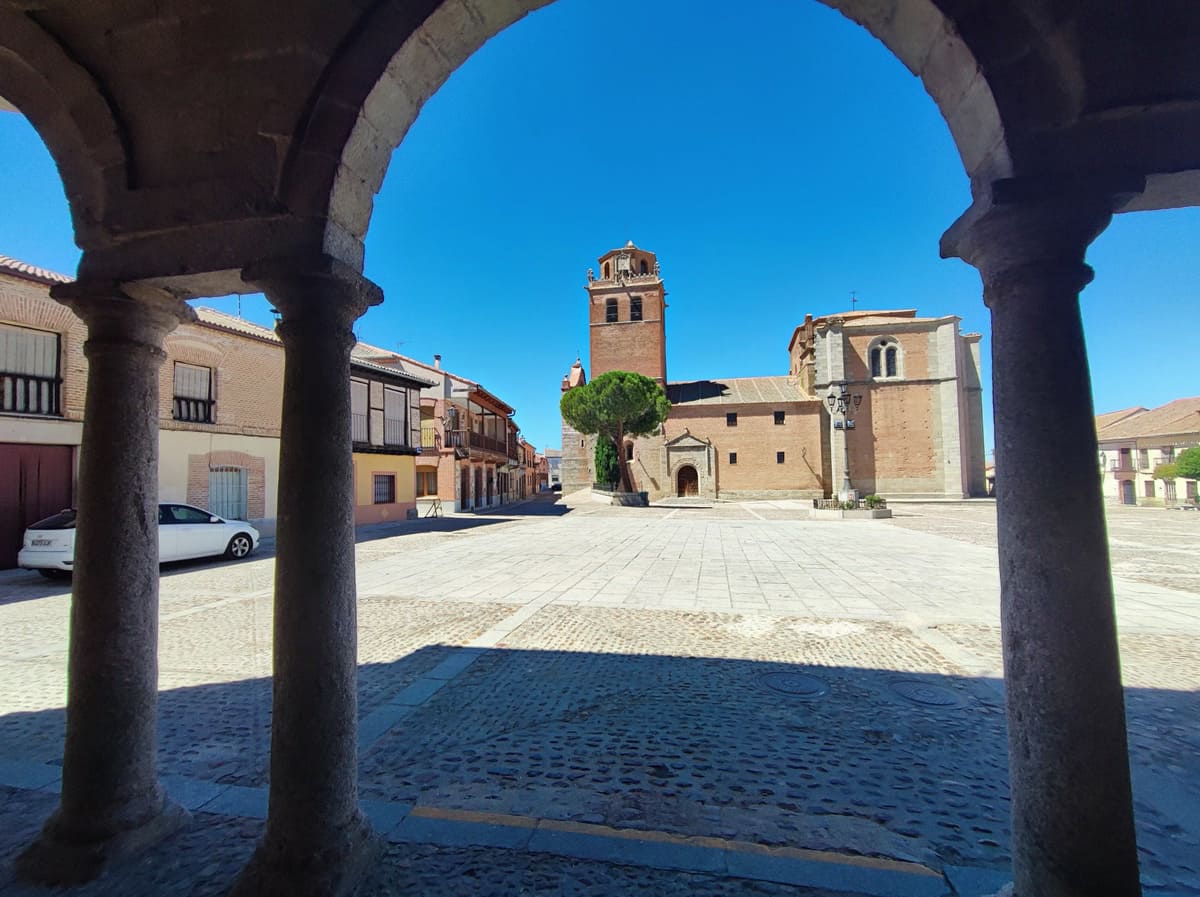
[32,538,53,546]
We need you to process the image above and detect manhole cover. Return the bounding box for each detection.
[759,672,829,698]
[890,680,965,707]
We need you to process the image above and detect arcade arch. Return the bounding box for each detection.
[3,2,1200,895]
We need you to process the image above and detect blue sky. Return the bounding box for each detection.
[1,0,1196,455]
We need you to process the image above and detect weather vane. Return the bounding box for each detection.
[850,290,858,311]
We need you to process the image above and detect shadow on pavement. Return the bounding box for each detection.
[0,644,1196,896]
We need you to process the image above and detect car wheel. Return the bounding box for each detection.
[226,533,254,559]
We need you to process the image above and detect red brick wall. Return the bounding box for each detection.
[844,329,930,381]
[846,383,937,491]
[186,450,267,518]
[663,401,826,495]
[162,326,283,437]
[2,275,284,439]
[0,273,88,420]
[839,327,947,493]
[588,285,666,382]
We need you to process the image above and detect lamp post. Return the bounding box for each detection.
[826,382,863,501]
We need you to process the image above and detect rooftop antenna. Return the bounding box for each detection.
[850,290,858,312]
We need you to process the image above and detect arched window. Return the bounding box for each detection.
[605,297,618,323]
[630,296,643,321]
[868,337,902,379]
[603,261,611,279]
[640,258,648,274]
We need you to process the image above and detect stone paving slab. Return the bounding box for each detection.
[887,501,1200,597]
[1,496,1198,895]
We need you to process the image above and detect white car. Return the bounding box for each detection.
[17,503,260,577]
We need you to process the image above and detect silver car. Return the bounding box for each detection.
[17,503,260,578]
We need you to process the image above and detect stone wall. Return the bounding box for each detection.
[560,418,593,496]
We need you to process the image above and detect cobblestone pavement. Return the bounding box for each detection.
[0,788,848,897]
[0,493,1197,895]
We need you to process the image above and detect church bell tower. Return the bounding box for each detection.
[586,241,667,384]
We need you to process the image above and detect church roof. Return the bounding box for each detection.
[825,308,918,322]
[823,309,956,328]
[667,376,807,406]
[787,309,954,352]
[1095,398,1200,441]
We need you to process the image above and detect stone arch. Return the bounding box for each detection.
[293,0,1017,268]
[0,11,131,251]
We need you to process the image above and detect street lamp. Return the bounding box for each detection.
[826,383,862,500]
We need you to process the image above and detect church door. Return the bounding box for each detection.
[676,465,699,497]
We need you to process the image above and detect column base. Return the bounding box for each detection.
[230,813,383,897]
[15,796,190,885]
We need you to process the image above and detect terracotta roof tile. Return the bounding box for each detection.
[1096,398,1200,440]
[1095,406,1146,433]
[349,356,437,387]
[192,305,281,342]
[0,254,73,285]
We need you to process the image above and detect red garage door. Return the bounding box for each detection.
[0,443,74,569]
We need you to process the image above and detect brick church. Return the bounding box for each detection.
[561,242,987,501]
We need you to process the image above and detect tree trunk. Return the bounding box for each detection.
[615,424,633,493]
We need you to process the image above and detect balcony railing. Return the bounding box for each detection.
[445,429,512,457]
[2,372,61,416]
[384,417,406,447]
[173,395,215,424]
[420,424,440,454]
[351,412,368,443]
[1109,460,1135,472]
[478,433,508,454]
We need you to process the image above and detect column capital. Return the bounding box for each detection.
[241,254,383,327]
[939,175,1143,303]
[50,279,196,352]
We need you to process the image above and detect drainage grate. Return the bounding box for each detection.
[759,672,829,699]
[890,679,966,707]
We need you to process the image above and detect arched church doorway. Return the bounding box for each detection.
[676,465,699,497]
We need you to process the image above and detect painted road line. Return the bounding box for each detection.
[0,765,999,897]
[408,805,949,897]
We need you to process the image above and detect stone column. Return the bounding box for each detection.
[944,191,1142,897]
[17,282,194,884]
[231,256,382,897]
